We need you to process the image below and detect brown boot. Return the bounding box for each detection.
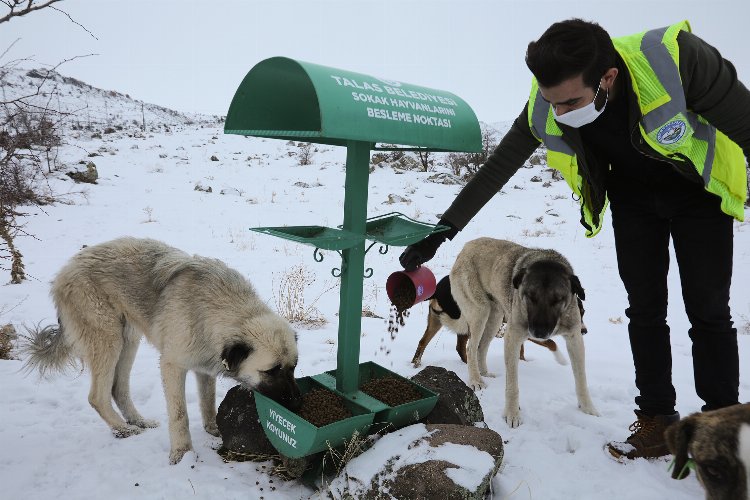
[607,410,680,460]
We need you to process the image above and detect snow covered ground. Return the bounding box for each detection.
[1,70,749,499]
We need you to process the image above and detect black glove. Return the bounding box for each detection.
[399,219,459,271]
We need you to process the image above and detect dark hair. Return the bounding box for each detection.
[525,18,616,89]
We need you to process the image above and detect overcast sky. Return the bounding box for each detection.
[3,0,749,122]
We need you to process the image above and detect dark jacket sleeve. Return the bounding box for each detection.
[440,103,540,230]
[679,30,750,159]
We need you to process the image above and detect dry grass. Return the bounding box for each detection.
[521,227,554,238]
[273,264,335,327]
[317,431,373,497]
[739,315,750,335]
[0,323,17,360]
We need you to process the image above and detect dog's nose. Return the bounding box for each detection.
[284,396,303,412]
[282,380,303,411]
[529,327,554,340]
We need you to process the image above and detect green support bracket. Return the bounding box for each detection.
[336,141,371,394]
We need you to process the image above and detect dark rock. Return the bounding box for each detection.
[329,423,504,500]
[380,424,504,500]
[66,162,98,184]
[216,385,278,459]
[411,366,484,426]
[217,385,321,479]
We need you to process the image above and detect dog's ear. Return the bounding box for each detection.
[570,275,585,300]
[512,268,526,289]
[221,343,253,372]
[665,418,694,480]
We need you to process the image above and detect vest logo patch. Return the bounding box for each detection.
[656,120,687,145]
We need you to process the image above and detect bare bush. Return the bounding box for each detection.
[446,151,469,177]
[445,122,500,181]
[273,264,333,327]
[0,323,16,360]
[1,0,93,283]
[0,69,66,282]
[415,149,434,172]
[297,142,314,166]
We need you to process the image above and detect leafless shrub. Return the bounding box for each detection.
[297,142,314,166]
[415,149,434,172]
[446,151,469,177]
[0,77,66,282]
[0,323,16,360]
[370,147,423,171]
[1,0,95,283]
[273,264,334,327]
[446,122,500,181]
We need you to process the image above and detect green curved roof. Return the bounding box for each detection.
[225,57,481,152]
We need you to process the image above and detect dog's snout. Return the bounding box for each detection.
[527,309,558,340]
[256,369,303,412]
[283,379,303,411]
[529,327,555,340]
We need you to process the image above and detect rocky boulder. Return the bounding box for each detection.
[216,385,278,459]
[411,365,484,426]
[325,423,504,500]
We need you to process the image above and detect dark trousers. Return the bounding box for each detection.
[609,184,739,415]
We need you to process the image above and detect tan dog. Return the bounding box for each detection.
[411,275,570,368]
[665,403,750,500]
[450,238,598,427]
[22,237,302,464]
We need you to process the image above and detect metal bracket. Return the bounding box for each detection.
[313,242,390,279]
[361,241,390,279]
[313,247,346,277]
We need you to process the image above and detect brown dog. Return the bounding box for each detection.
[665,403,750,500]
[411,275,584,368]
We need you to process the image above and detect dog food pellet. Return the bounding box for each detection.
[360,376,422,407]
[391,286,415,312]
[296,388,352,427]
[387,303,410,340]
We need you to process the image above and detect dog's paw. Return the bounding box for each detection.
[129,418,160,429]
[481,371,497,378]
[204,422,220,437]
[579,403,600,417]
[469,379,486,391]
[169,446,193,465]
[112,424,144,439]
[503,409,523,428]
[552,349,568,365]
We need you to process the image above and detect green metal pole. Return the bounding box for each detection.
[336,141,371,394]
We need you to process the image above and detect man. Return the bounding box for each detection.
[400,19,749,460]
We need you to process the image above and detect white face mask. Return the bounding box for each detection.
[552,84,608,128]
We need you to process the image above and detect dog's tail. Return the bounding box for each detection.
[20,322,79,378]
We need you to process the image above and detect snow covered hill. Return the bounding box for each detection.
[1,65,221,132]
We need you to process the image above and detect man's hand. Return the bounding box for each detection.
[399,219,459,271]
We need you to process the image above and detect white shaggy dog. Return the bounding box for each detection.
[23,237,301,464]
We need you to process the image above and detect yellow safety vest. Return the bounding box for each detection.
[527,20,747,237]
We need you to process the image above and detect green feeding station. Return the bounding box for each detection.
[225,56,481,459]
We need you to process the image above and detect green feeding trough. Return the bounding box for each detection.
[253,377,374,459]
[316,362,439,433]
[225,56,481,458]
